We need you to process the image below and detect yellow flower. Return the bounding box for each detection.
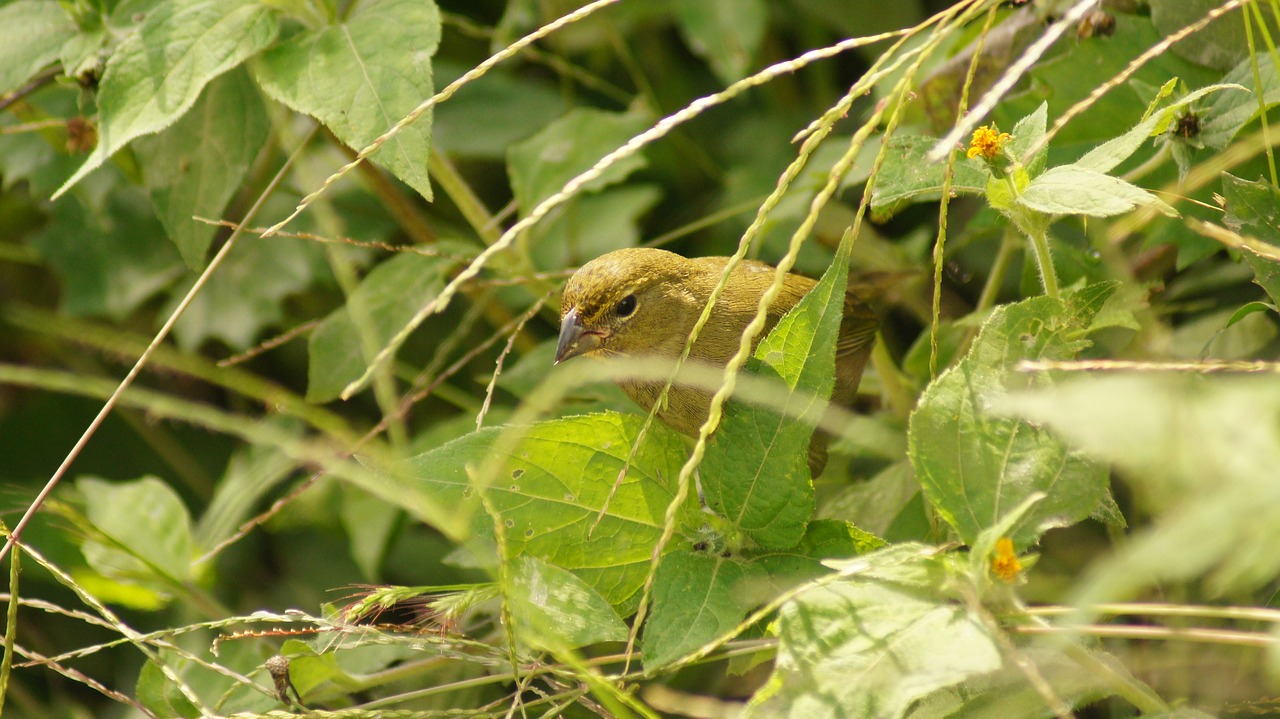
[967,125,1012,160]
[991,537,1022,582]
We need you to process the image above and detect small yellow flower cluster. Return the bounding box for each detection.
[967,125,1012,160]
[991,537,1022,582]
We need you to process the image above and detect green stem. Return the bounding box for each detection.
[977,229,1021,313]
[1027,224,1060,298]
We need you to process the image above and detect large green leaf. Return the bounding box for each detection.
[909,284,1116,549]
[136,658,200,719]
[642,519,882,671]
[1017,166,1177,218]
[135,68,270,267]
[745,550,1001,719]
[54,0,278,198]
[0,1,76,96]
[906,647,1133,719]
[78,476,195,607]
[398,412,695,611]
[1151,0,1278,71]
[1203,55,1280,149]
[253,0,441,201]
[307,251,458,402]
[700,240,851,549]
[747,519,886,590]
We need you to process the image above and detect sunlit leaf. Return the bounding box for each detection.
[996,374,1280,600]
[745,550,1000,719]
[508,556,628,651]
[0,1,76,96]
[79,476,195,596]
[397,412,695,611]
[254,0,441,200]
[641,550,765,670]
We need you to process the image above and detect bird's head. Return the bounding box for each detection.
[556,247,696,364]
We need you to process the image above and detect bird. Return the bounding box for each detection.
[554,247,877,476]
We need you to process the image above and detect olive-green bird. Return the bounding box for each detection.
[555,247,877,476]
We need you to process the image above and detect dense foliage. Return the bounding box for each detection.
[1,0,1279,717]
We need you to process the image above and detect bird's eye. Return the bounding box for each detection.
[615,294,637,318]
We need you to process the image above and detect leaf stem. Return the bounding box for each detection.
[1026,223,1060,298]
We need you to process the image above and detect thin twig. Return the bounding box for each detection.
[477,294,551,430]
[217,319,322,368]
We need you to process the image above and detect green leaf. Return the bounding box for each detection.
[54,0,279,198]
[1218,174,1280,304]
[1072,83,1245,174]
[79,476,195,592]
[1008,101,1049,176]
[135,68,270,267]
[701,240,851,549]
[282,642,351,698]
[340,487,400,581]
[0,1,76,96]
[1203,55,1280,149]
[871,135,989,216]
[507,556,628,652]
[253,0,441,201]
[28,191,185,320]
[642,550,765,670]
[1151,0,1277,70]
[506,107,650,214]
[909,284,1116,548]
[397,412,695,611]
[1222,173,1280,242]
[745,559,1001,719]
[747,519,886,597]
[307,251,457,402]
[136,658,200,719]
[1243,254,1280,307]
[674,0,767,83]
[1017,166,1178,218]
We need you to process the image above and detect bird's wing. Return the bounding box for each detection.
[838,293,878,359]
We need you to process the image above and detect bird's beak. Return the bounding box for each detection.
[555,307,604,364]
